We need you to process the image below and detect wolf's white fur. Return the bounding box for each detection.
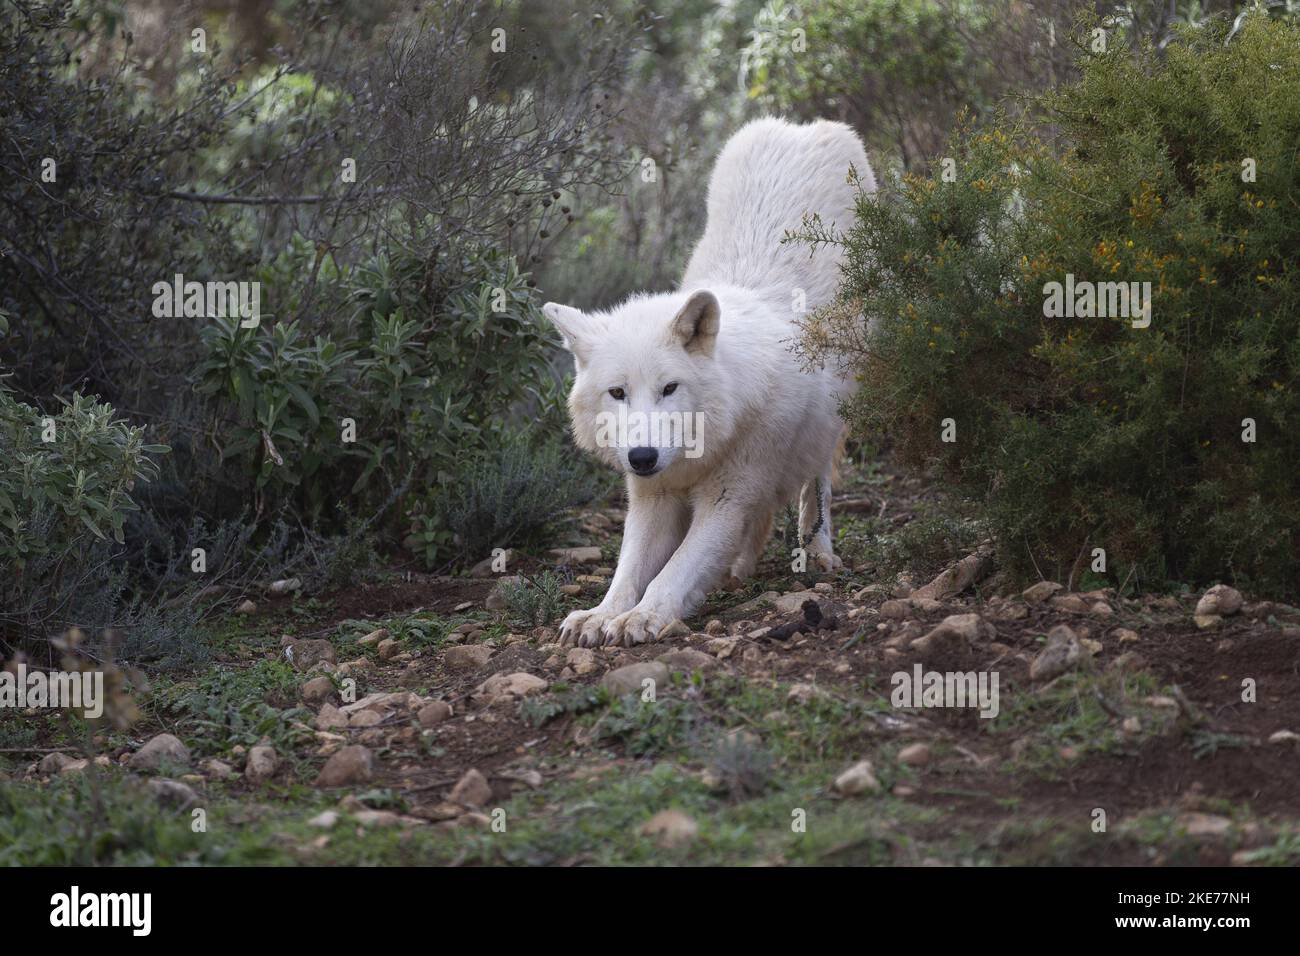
[544,117,874,647]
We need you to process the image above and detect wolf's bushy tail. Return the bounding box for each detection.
[682,118,873,305]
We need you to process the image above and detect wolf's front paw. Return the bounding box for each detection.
[559,607,618,648]
[601,607,667,647]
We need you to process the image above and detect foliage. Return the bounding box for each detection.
[800,15,1300,594]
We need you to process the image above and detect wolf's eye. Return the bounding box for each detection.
[609,387,625,400]
[662,383,678,396]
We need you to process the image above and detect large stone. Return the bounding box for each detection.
[601,662,669,696]
[128,733,191,772]
[1196,584,1243,618]
[315,745,374,787]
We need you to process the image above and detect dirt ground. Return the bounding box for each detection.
[4,456,1299,866]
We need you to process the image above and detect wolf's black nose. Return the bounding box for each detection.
[628,447,658,475]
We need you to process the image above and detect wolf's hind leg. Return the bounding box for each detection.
[798,466,839,572]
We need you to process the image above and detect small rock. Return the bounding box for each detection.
[1178,812,1232,838]
[267,578,301,597]
[308,810,339,828]
[704,619,726,635]
[774,590,821,614]
[377,637,400,660]
[476,672,548,700]
[245,744,278,783]
[910,614,993,659]
[469,550,513,577]
[148,778,200,810]
[1049,593,1090,614]
[1114,628,1140,643]
[1029,625,1084,682]
[485,576,521,610]
[301,676,335,704]
[128,733,191,771]
[637,809,698,848]
[417,701,453,728]
[897,743,931,766]
[203,758,235,779]
[234,599,257,616]
[357,627,389,646]
[833,760,881,796]
[1267,730,1300,745]
[601,662,669,696]
[879,599,912,619]
[658,648,717,672]
[449,768,492,808]
[443,644,494,671]
[786,683,828,705]
[314,703,349,731]
[706,637,738,659]
[1194,614,1223,630]
[315,745,374,787]
[1109,650,1147,673]
[288,639,337,671]
[39,753,74,774]
[659,619,691,640]
[1022,581,1063,603]
[549,546,603,565]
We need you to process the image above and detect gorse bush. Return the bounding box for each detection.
[801,15,1300,595]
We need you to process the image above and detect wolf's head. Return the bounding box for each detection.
[543,290,729,481]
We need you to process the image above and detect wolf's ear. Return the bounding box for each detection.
[670,290,720,357]
[543,302,596,365]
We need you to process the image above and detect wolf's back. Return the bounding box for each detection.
[682,118,872,307]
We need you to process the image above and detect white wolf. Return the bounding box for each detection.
[544,118,875,648]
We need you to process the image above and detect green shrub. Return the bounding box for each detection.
[801,16,1300,595]
[499,570,569,628]
[0,382,173,643]
[439,435,609,564]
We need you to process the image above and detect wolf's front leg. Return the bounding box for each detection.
[602,498,749,646]
[558,492,688,647]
